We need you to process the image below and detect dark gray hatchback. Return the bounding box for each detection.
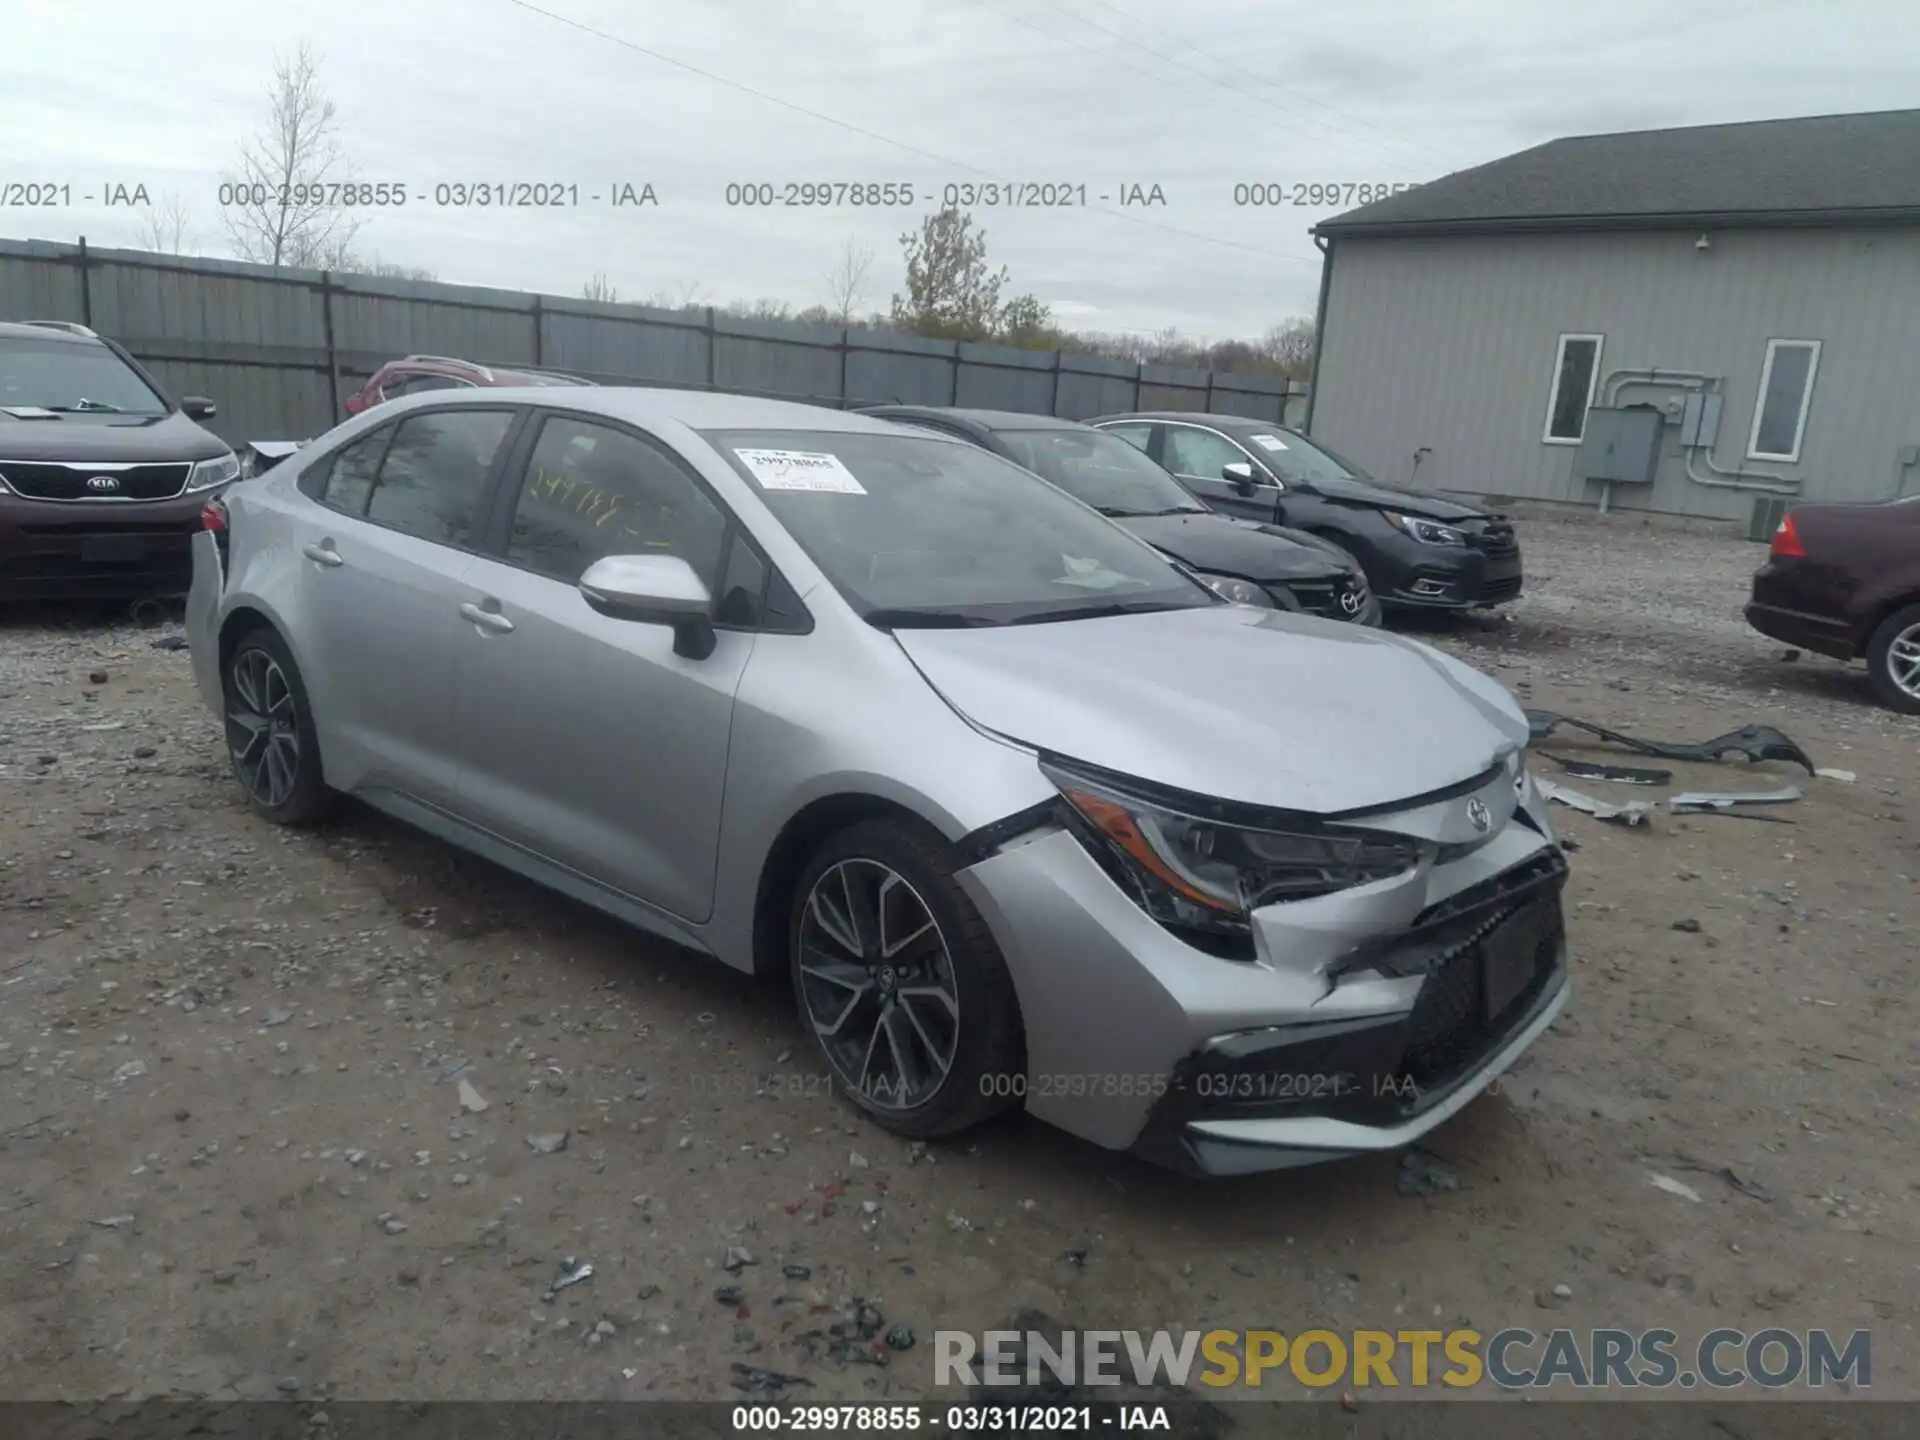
[0,321,237,600]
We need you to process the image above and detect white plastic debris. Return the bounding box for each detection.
[1646,1172,1704,1203]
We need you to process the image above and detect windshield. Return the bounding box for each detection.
[703,428,1215,627]
[1232,426,1375,486]
[0,335,168,415]
[994,426,1208,517]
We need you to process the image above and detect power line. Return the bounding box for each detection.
[1029,0,1467,173]
[498,0,1323,265]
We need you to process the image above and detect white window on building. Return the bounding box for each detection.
[1542,333,1604,444]
[1747,339,1821,463]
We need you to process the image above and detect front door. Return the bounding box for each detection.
[290,406,519,808]
[1161,423,1285,524]
[451,412,752,923]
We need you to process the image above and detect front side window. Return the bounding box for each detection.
[703,427,1213,626]
[1163,425,1250,481]
[0,335,167,415]
[504,416,728,586]
[1100,422,1153,452]
[1543,333,1603,443]
[396,373,469,396]
[364,408,514,547]
[1747,339,1821,462]
[993,427,1206,517]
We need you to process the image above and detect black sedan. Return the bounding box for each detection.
[859,406,1379,624]
[1088,412,1523,613]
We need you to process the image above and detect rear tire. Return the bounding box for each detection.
[788,817,1025,1140]
[1865,602,1920,715]
[222,627,336,825]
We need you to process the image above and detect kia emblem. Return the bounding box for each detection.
[86,474,121,492]
[1465,797,1492,832]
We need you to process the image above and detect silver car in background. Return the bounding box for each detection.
[185,388,1571,1176]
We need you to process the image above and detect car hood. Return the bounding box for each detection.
[1117,513,1347,582]
[1302,475,1492,522]
[0,409,228,463]
[894,603,1528,813]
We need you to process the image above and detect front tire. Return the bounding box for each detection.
[222,627,335,825]
[789,818,1025,1140]
[1865,602,1920,715]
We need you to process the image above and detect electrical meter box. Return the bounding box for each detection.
[1576,405,1663,486]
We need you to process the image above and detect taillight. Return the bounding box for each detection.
[1771,512,1806,559]
[199,498,228,533]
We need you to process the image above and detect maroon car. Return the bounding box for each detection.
[341,354,592,417]
[1745,497,1920,714]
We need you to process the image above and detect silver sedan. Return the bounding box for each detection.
[186,388,1570,1176]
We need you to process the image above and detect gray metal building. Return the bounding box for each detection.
[1304,108,1920,529]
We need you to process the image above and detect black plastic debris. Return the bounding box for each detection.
[714,1284,745,1306]
[1542,753,1672,786]
[730,1362,811,1398]
[781,1263,812,1281]
[1525,711,1815,774]
[885,1322,917,1351]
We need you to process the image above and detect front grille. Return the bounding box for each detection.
[1480,574,1523,602]
[1284,579,1339,616]
[0,461,191,501]
[1399,900,1561,1089]
[1471,519,1519,557]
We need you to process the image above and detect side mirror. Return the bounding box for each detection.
[1222,460,1260,496]
[579,553,716,659]
[180,396,217,420]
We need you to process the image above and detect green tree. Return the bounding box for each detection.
[890,205,1010,341]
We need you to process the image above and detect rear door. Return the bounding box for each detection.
[289,405,522,807]
[449,411,756,923]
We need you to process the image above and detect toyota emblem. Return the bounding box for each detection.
[86,475,121,492]
[1465,797,1492,832]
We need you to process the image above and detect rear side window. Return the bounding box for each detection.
[364,409,514,547]
[312,427,392,513]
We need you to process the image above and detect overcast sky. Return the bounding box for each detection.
[3,0,1915,341]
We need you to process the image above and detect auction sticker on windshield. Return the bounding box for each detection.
[1249,434,1289,451]
[734,448,867,493]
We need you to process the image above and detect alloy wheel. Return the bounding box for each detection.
[226,647,302,809]
[1889,622,1920,702]
[795,859,961,1111]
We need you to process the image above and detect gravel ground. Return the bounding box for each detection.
[1,513,1915,1412]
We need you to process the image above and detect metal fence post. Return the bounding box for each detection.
[705,307,717,390]
[320,271,342,423]
[838,326,850,407]
[949,345,960,406]
[1050,350,1063,416]
[1133,361,1144,411]
[1204,371,1215,414]
[77,236,93,327]
[531,293,544,366]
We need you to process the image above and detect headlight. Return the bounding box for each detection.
[1193,571,1276,608]
[1384,512,1466,545]
[185,452,241,492]
[1041,759,1423,955]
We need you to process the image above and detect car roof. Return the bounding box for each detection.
[1093,411,1293,432]
[0,321,103,346]
[862,405,1096,433]
[419,386,928,435]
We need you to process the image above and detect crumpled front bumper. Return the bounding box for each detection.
[955,761,1570,1176]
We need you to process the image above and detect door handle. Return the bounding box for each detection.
[302,543,344,568]
[459,601,515,634]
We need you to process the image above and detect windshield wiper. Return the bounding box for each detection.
[864,607,1002,630]
[1090,505,1146,518]
[46,399,128,413]
[1142,506,1209,516]
[1005,598,1185,626]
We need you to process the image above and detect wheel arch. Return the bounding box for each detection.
[750,792,953,985]
[1860,586,1920,654]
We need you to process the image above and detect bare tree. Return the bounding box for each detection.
[1258,317,1317,379]
[138,192,195,254]
[221,43,363,269]
[822,239,874,325]
[643,279,705,311]
[583,272,619,303]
